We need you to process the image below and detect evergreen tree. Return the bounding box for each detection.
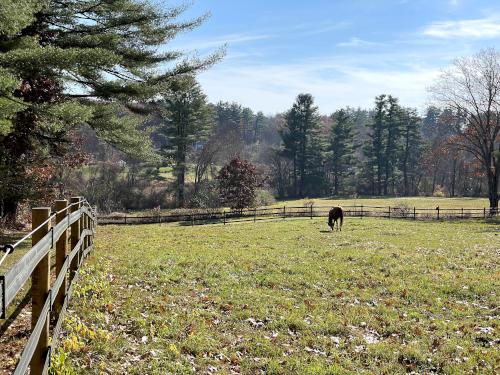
[253,111,266,143]
[328,109,356,195]
[400,108,423,196]
[384,95,403,195]
[280,94,320,197]
[281,108,300,195]
[0,0,220,219]
[364,95,387,195]
[241,107,255,144]
[158,75,213,207]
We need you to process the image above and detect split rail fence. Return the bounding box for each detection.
[98,205,498,226]
[0,197,96,375]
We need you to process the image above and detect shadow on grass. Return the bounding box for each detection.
[0,287,31,337]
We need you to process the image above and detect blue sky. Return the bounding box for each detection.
[169,0,500,114]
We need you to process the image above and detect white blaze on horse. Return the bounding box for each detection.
[328,206,343,231]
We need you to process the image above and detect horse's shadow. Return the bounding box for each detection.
[319,230,331,233]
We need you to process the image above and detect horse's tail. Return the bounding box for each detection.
[339,207,343,228]
[328,210,333,227]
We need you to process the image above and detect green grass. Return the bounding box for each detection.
[158,166,196,183]
[55,217,499,374]
[107,196,491,218]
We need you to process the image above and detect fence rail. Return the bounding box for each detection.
[97,205,498,226]
[0,197,96,375]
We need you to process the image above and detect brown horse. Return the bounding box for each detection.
[328,207,343,231]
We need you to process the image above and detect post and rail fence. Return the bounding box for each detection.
[0,197,96,375]
[97,204,498,226]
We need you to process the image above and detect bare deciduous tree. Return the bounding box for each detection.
[430,48,500,210]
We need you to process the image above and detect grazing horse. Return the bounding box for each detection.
[328,207,343,231]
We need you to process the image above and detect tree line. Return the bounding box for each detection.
[0,0,498,221]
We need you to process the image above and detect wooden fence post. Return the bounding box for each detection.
[283,206,286,220]
[223,210,226,225]
[461,208,464,219]
[310,205,313,219]
[191,214,194,226]
[437,207,440,220]
[483,207,486,219]
[54,200,68,317]
[30,207,51,375]
[254,208,257,222]
[361,205,364,219]
[70,197,81,280]
[388,206,391,219]
[84,212,89,255]
[79,200,85,264]
[413,207,416,220]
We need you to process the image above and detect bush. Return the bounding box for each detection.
[217,157,259,210]
[254,189,276,207]
[188,180,220,208]
[433,185,446,198]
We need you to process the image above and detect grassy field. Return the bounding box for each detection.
[274,196,490,209]
[52,217,499,374]
[158,166,196,183]
[109,196,491,217]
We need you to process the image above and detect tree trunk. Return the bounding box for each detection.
[450,158,457,197]
[176,144,186,208]
[293,154,297,197]
[1,198,19,225]
[487,169,499,211]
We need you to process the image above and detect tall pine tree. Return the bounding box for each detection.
[158,75,213,207]
[281,94,320,197]
[384,95,403,195]
[400,108,423,196]
[328,108,356,195]
[364,95,387,195]
[0,0,220,219]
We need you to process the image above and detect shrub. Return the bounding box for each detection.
[433,185,446,198]
[217,157,259,210]
[254,189,276,207]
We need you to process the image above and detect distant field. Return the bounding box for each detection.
[55,218,499,374]
[108,196,491,217]
[274,196,490,209]
[158,166,196,183]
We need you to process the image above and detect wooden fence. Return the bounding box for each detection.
[0,197,96,375]
[97,205,499,226]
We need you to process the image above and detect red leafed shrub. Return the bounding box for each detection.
[217,157,258,210]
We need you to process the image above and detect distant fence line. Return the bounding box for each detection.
[0,197,96,375]
[97,205,499,226]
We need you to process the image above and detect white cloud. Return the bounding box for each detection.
[169,33,273,51]
[337,37,382,48]
[423,16,500,39]
[197,59,440,114]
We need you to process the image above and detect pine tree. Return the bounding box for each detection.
[253,111,265,143]
[0,0,220,219]
[364,95,387,195]
[158,75,213,207]
[280,94,320,197]
[241,107,254,144]
[328,109,356,195]
[384,95,403,195]
[400,108,423,196]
